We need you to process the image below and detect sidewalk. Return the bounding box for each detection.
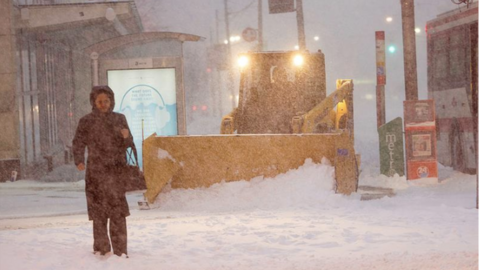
[0,180,143,221]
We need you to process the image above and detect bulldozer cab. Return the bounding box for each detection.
[236,51,326,134]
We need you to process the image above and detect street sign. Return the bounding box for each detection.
[378,117,405,177]
[268,0,295,14]
[375,31,386,85]
[375,31,386,128]
[242,27,257,42]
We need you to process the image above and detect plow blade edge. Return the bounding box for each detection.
[143,133,358,204]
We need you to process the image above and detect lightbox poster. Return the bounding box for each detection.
[108,68,177,167]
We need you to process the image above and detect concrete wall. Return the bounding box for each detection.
[0,0,20,181]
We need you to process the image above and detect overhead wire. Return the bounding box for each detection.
[228,0,256,22]
[451,0,474,7]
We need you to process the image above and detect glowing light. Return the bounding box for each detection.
[293,55,304,66]
[388,45,396,53]
[238,55,249,68]
[224,40,229,44]
[229,36,241,42]
[294,45,299,50]
[386,17,393,22]
[415,27,421,34]
[365,94,374,100]
[314,36,319,41]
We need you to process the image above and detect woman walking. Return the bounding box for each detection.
[73,85,133,257]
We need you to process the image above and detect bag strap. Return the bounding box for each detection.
[126,142,139,167]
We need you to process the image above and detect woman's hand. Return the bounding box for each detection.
[77,163,85,171]
[121,129,129,139]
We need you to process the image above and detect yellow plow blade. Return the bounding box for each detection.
[143,132,358,204]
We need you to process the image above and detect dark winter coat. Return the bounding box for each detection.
[73,86,133,221]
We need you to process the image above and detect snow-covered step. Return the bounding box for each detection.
[357,185,395,201]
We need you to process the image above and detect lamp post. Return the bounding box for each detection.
[224,0,236,109]
[258,0,264,51]
[296,0,306,51]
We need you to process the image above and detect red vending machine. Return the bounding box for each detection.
[404,100,438,182]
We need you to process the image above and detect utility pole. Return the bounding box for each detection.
[400,0,418,100]
[296,0,307,51]
[216,10,220,43]
[258,0,263,51]
[224,0,236,109]
[375,31,386,128]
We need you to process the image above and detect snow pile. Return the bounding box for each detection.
[154,158,338,212]
[359,163,409,189]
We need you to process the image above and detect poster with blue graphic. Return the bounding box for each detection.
[108,68,177,168]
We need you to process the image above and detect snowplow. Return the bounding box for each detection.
[142,51,359,204]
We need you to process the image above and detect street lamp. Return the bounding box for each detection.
[229,35,241,42]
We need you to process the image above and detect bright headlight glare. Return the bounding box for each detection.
[238,56,249,68]
[293,55,304,66]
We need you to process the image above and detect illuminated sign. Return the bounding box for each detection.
[108,68,177,167]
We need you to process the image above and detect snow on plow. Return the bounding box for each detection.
[142,131,358,204]
[141,52,359,204]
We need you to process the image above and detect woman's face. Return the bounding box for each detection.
[95,93,111,113]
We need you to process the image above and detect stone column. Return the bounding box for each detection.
[90,52,99,86]
[0,0,20,177]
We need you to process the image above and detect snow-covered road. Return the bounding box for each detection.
[0,161,477,270]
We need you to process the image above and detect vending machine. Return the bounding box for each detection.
[403,100,438,182]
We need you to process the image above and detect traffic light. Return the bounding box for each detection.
[388,45,396,53]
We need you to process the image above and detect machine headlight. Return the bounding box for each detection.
[293,55,304,66]
[238,55,249,68]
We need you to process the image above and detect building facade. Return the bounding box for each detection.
[427,2,478,174]
[1,0,202,181]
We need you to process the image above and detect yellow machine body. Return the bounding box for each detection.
[143,51,359,204]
